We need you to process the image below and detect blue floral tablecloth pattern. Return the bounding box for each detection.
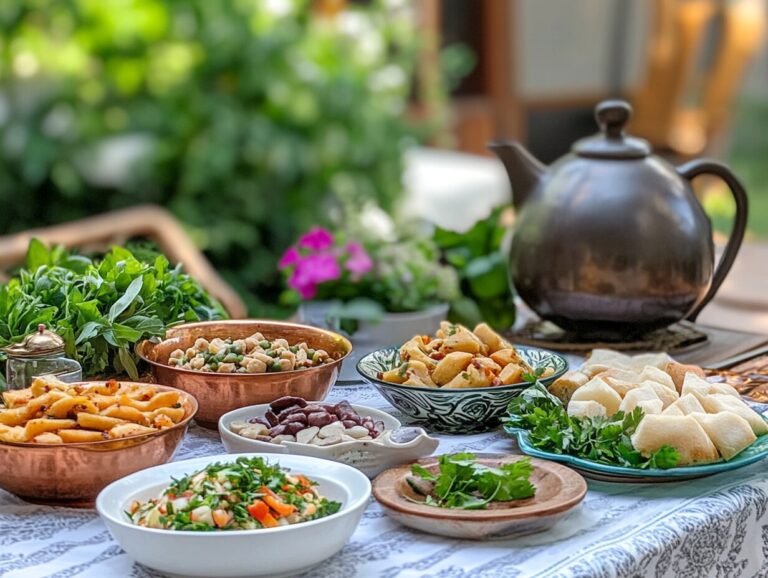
[1,383,768,578]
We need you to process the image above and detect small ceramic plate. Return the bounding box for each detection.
[219,403,439,478]
[372,454,587,540]
[506,427,768,483]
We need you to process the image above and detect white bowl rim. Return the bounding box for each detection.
[218,402,401,450]
[96,452,371,537]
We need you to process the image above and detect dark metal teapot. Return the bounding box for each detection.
[489,100,748,336]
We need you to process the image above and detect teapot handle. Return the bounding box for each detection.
[676,159,749,321]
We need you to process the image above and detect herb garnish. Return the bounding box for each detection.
[503,383,680,469]
[408,453,535,510]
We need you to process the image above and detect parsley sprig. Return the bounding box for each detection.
[408,453,535,510]
[503,383,680,469]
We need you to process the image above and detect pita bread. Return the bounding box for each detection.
[601,369,642,397]
[570,376,622,416]
[619,387,661,414]
[636,399,663,415]
[665,361,706,393]
[548,371,589,404]
[691,411,756,461]
[665,393,706,416]
[638,381,679,409]
[567,400,607,419]
[581,349,631,377]
[661,404,685,416]
[631,415,719,465]
[627,352,672,371]
[699,394,768,436]
[638,366,676,390]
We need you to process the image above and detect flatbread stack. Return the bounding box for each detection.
[549,349,768,466]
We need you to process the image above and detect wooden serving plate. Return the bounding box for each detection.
[372,453,587,540]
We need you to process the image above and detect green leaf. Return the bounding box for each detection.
[108,276,143,322]
[26,238,50,270]
[118,346,140,381]
[465,254,509,299]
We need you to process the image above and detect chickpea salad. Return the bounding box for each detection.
[167,333,335,374]
[127,457,342,531]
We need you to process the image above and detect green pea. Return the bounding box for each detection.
[306,348,316,358]
[289,345,298,354]
[259,340,270,349]
[265,349,278,358]
[222,353,241,363]
[231,344,243,355]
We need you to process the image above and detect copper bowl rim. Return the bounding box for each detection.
[0,381,198,448]
[136,319,353,379]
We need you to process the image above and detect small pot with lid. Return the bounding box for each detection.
[3,324,82,390]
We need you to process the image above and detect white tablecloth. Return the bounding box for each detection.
[2,383,768,578]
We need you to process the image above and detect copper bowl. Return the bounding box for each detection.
[137,320,352,427]
[0,382,197,507]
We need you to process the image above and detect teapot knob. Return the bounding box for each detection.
[595,100,632,139]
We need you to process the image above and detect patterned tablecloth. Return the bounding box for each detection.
[2,383,768,578]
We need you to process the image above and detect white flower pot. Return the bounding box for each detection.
[298,302,449,382]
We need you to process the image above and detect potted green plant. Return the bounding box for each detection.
[279,227,459,381]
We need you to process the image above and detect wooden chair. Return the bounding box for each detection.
[0,205,248,319]
[630,0,766,157]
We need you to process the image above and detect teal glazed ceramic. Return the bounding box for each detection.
[506,425,768,483]
[356,346,568,434]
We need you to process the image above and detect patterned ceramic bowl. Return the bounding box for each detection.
[356,346,568,434]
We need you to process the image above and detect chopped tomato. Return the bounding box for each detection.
[295,475,312,489]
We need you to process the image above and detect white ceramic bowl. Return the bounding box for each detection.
[96,453,371,578]
[219,403,439,478]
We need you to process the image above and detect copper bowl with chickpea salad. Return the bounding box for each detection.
[137,321,352,427]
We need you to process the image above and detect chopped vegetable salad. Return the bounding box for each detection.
[128,457,341,530]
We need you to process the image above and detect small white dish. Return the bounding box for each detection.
[96,453,370,578]
[219,402,439,478]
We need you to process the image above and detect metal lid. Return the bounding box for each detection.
[573,100,651,159]
[3,324,66,358]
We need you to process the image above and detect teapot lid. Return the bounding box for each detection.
[573,100,650,159]
[3,324,66,358]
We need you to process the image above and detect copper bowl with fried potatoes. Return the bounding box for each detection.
[137,320,352,427]
[0,382,197,507]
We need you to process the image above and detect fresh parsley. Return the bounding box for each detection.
[503,383,680,469]
[408,453,536,510]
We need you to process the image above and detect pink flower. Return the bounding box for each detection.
[278,247,301,269]
[298,227,334,251]
[344,242,373,279]
[287,253,342,300]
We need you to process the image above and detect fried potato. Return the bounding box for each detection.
[58,429,108,443]
[47,396,99,419]
[77,413,128,431]
[432,352,473,385]
[2,389,32,408]
[102,405,151,426]
[0,406,31,426]
[24,418,76,440]
[399,337,437,368]
[150,406,185,423]
[33,432,64,444]
[490,348,525,368]
[108,423,156,439]
[0,377,185,444]
[497,363,525,385]
[473,323,512,354]
[117,391,181,412]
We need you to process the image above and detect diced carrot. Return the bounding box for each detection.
[295,475,312,489]
[264,495,296,517]
[246,500,279,528]
[259,485,277,498]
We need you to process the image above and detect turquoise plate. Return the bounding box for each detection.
[506,421,768,483]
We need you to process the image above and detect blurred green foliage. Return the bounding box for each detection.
[434,207,516,331]
[0,0,451,314]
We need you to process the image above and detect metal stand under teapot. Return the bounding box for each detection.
[489,100,748,337]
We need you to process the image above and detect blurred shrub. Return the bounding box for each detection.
[0,0,441,314]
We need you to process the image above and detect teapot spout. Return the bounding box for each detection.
[488,140,546,211]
